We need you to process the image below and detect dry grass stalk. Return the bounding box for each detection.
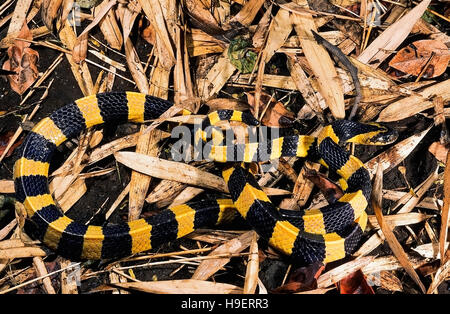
[289,0,345,119]
[233,73,297,90]
[243,231,259,294]
[89,49,126,71]
[413,242,449,259]
[396,166,439,214]
[263,8,291,63]
[109,265,130,294]
[146,179,186,206]
[317,256,375,288]
[57,177,87,213]
[50,129,92,201]
[7,0,33,36]
[0,180,14,193]
[96,0,123,50]
[357,166,438,257]
[0,239,26,250]
[59,21,94,95]
[115,152,227,192]
[187,229,246,244]
[138,0,175,66]
[111,279,243,294]
[0,220,17,242]
[440,149,450,264]
[192,231,255,280]
[372,164,426,293]
[361,254,428,275]
[427,259,450,294]
[382,190,442,211]
[149,60,171,99]
[198,50,237,100]
[0,262,81,294]
[32,257,56,294]
[286,54,323,119]
[367,212,434,230]
[104,183,130,220]
[169,186,205,207]
[0,247,47,259]
[124,37,148,93]
[129,128,163,221]
[88,131,169,166]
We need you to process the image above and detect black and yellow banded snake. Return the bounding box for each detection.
[13,92,397,263]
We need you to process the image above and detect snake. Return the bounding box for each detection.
[13,92,397,263]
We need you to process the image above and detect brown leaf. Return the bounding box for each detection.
[428,142,448,163]
[40,0,64,32]
[389,40,450,78]
[184,0,223,35]
[141,22,156,46]
[0,131,24,158]
[272,262,325,293]
[304,168,344,203]
[2,23,39,95]
[337,269,374,294]
[246,91,295,127]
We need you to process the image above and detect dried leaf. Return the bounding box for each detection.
[272,262,324,293]
[3,23,39,95]
[289,0,345,119]
[427,259,450,294]
[337,269,374,294]
[389,40,450,78]
[0,180,14,194]
[303,168,344,203]
[141,22,156,46]
[192,231,255,280]
[229,0,265,26]
[377,79,450,123]
[428,142,448,163]
[357,0,432,68]
[243,232,259,294]
[440,149,450,264]
[317,256,375,288]
[0,131,24,158]
[263,8,292,62]
[246,91,295,127]
[111,279,243,294]
[184,0,223,35]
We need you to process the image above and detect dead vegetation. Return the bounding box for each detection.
[0,0,449,295]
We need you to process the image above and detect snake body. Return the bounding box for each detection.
[13,92,397,263]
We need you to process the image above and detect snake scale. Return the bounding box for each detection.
[13,92,397,263]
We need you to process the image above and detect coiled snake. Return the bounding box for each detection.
[13,92,397,263]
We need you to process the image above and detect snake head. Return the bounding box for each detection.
[365,123,399,145]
